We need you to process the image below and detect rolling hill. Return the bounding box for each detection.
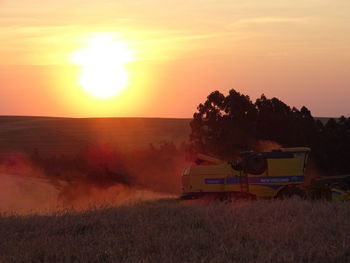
[0,116,191,156]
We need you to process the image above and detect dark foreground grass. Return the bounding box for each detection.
[1,199,350,263]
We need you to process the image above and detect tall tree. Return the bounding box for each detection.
[190,89,257,158]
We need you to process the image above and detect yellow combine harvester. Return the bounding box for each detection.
[182,147,328,200]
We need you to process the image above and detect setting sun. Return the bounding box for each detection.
[71,34,135,99]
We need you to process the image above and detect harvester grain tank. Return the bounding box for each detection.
[182,147,312,200]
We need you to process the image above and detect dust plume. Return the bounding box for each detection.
[0,145,181,215]
[253,140,282,152]
[0,152,56,214]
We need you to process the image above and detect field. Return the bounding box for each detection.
[0,116,191,156]
[0,116,331,156]
[0,116,191,209]
[1,198,350,262]
[0,116,348,262]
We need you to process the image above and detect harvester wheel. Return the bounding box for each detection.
[276,186,306,200]
[244,155,267,175]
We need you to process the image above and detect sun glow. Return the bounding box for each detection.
[71,34,135,99]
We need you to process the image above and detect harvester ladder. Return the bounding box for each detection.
[240,172,249,193]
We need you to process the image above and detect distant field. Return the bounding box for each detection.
[0,116,335,157]
[1,198,350,262]
[0,116,191,156]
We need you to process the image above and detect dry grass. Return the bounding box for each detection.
[1,198,350,263]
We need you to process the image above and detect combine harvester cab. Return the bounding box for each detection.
[182,147,311,200]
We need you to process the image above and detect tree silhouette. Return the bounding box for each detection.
[190,90,257,158]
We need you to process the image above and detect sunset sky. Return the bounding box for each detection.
[1,0,349,118]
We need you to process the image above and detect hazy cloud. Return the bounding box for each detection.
[232,16,309,27]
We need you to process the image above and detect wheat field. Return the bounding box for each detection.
[1,198,350,263]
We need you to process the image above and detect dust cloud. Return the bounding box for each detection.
[0,149,181,215]
[253,140,282,152]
